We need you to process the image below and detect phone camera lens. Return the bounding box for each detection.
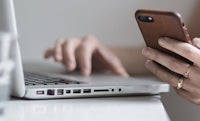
[138,16,154,22]
[148,17,153,21]
[138,16,146,21]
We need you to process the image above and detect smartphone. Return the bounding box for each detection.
[135,9,192,64]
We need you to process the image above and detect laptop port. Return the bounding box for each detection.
[36,90,45,95]
[57,89,64,95]
[66,90,71,94]
[83,89,91,93]
[47,89,55,95]
[94,89,109,92]
[119,88,122,92]
[73,89,81,94]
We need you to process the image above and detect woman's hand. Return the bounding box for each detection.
[142,37,200,105]
[44,35,129,77]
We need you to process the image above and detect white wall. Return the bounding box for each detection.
[14,0,200,121]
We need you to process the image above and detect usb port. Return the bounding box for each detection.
[73,89,81,94]
[83,89,91,93]
[47,89,55,95]
[36,90,45,95]
[57,89,64,95]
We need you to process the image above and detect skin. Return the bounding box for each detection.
[142,37,200,105]
[44,35,200,105]
[44,35,148,77]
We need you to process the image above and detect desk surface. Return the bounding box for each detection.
[1,96,170,121]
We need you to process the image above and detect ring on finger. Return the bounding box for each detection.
[177,77,184,90]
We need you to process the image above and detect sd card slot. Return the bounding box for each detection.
[94,89,109,92]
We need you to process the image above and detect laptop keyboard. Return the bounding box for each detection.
[24,72,81,86]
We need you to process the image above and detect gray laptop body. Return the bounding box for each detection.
[1,0,169,99]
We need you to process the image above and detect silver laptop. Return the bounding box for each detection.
[0,0,169,99]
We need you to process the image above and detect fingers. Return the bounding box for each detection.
[158,37,200,67]
[186,66,200,86]
[142,47,200,85]
[145,60,200,104]
[142,47,190,77]
[176,88,200,105]
[44,38,65,62]
[145,60,193,90]
[62,38,80,71]
[74,35,128,77]
[44,35,128,77]
[97,46,129,77]
[54,39,65,62]
[143,37,200,105]
[142,38,200,87]
[145,60,178,87]
[175,89,195,104]
[76,36,98,76]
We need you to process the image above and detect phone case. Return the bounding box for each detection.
[135,9,192,64]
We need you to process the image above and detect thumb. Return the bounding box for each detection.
[97,46,129,77]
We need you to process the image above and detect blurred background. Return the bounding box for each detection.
[14,0,200,121]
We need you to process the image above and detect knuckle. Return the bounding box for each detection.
[185,46,196,59]
[83,35,98,44]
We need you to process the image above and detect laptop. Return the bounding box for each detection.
[1,0,169,99]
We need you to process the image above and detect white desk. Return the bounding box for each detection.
[1,96,170,121]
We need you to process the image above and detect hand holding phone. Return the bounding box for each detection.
[135,9,192,64]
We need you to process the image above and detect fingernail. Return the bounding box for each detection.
[158,38,165,46]
[142,48,150,56]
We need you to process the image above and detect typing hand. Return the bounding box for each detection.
[44,35,128,77]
